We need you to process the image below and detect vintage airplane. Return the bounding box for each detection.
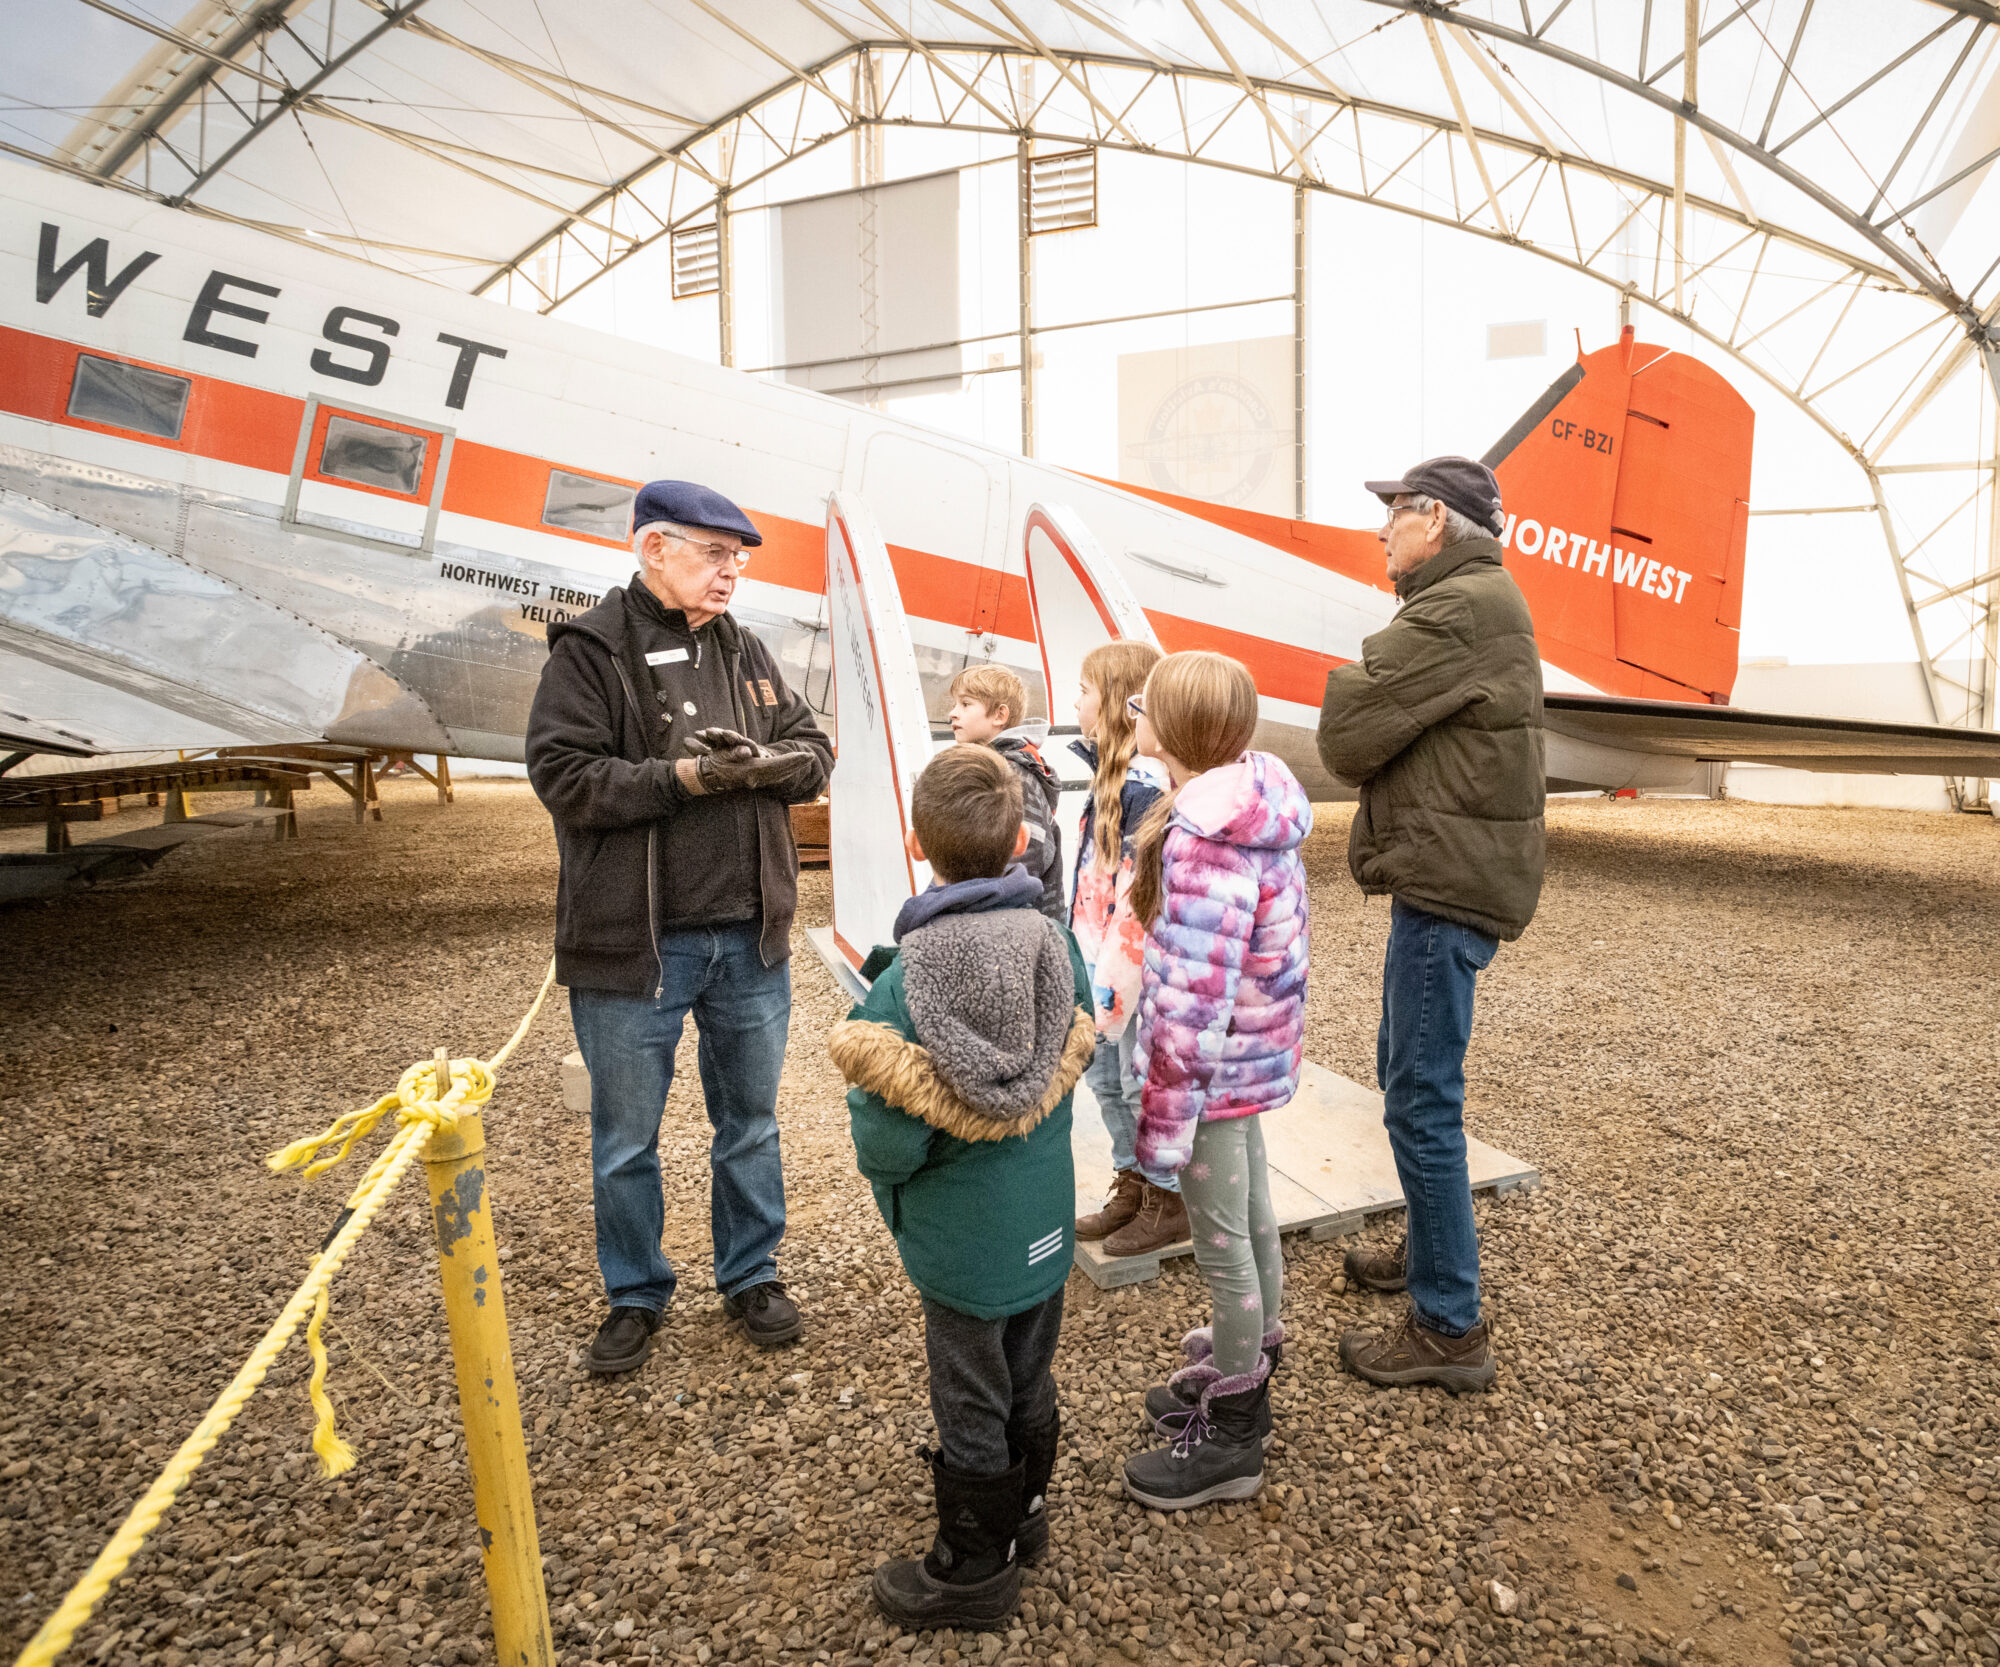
[6,155,1999,842]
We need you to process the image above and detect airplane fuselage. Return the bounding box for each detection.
[0,162,1703,799]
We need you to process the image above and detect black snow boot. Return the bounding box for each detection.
[871,1453,1023,1630]
[1009,1411,1060,1565]
[1144,1325,1281,1451]
[1123,1361,1269,1510]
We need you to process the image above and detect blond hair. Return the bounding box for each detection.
[1080,640,1162,871]
[913,744,1023,883]
[949,662,1029,729]
[1129,652,1260,928]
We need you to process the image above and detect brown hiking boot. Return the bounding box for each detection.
[1102,1182,1190,1257]
[1339,1311,1495,1393]
[1344,1234,1407,1292]
[1077,1169,1144,1241]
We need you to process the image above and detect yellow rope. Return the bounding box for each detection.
[13,958,557,1667]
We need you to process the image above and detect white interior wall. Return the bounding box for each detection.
[548,136,1995,811]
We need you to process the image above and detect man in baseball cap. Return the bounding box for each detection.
[527,480,832,1372]
[1315,455,1545,1393]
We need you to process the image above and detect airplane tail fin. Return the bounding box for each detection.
[1483,327,1752,703]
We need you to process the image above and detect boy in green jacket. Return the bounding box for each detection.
[828,744,1095,1631]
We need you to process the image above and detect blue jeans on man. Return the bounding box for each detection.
[569,922,790,1314]
[1378,897,1498,1337]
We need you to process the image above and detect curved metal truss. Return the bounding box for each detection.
[28,3,2000,759]
[476,37,2000,754]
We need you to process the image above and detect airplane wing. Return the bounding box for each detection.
[1544,692,2000,776]
[0,489,454,757]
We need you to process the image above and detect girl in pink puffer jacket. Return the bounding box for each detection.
[1121,651,1311,1513]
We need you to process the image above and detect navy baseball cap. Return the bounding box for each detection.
[1364,456,1505,537]
[631,479,762,547]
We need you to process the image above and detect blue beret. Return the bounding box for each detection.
[631,479,762,547]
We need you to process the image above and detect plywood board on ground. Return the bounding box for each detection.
[1071,1062,1539,1288]
[802,928,1538,1288]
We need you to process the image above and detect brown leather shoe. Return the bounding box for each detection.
[1102,1182,1190,1257]
[1344,1233,1407,1292]
[1339,1311,1495,1393]
[1076,1169,1144,1241]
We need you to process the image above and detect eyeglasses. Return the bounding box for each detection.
[663,528,749,571]
[1384,502,1427,525]
[1126,694,1145,718]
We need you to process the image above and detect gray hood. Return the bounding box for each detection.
[901,910,1077,1120]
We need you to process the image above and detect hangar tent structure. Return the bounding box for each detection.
[9,0,1999,797]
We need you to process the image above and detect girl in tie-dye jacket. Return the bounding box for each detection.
[1121,651,1310,1513]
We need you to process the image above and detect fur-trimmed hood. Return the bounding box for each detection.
[829,1006,1095,1142]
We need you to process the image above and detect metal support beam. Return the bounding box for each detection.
[1018,134,1035,459]
[1294,180,1307,521]
[717,192,734,369]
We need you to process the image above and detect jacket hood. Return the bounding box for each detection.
[900,907,1084,1119]
[1171,750,1313,851]
[828,1006,1094,1144]
[994,725,1057,784]
[1394,536,1502,602]
[892,865,1040,941]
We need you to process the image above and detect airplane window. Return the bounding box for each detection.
[318,414,427,495]
[543,469,635,540]
[67,355,191,441]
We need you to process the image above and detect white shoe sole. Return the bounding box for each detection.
[1122,1471,1263,1510]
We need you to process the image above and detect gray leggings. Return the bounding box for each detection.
[1180,1116,1283,1376]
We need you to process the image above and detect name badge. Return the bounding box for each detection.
[645,648,689,666]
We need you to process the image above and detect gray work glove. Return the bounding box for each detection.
[684,727,818,795]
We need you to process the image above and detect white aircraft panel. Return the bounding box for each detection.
[1022,501,1160,728]
[825,491,934,971]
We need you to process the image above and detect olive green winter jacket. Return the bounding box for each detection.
[1315,537,1546,942]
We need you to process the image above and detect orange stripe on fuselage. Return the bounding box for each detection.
[1091,473,1393,597]
[1146,610,1346,708]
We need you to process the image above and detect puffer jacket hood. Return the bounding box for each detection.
[1169,750,1312,851]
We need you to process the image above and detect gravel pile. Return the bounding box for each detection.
[2,784,1995,1667]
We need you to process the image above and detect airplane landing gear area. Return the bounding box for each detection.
[4,783,1996,1667]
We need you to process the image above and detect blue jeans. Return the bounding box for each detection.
[1377,898,1498,1337]
[1084,1028,1179,1192]
[569,923,791,1313]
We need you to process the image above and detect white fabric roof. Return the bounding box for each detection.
[5,1,2000,725]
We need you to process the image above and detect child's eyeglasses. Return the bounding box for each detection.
[1125,695,1145,718]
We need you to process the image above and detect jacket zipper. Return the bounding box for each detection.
[609,653,667,1000]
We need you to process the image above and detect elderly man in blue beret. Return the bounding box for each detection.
[528,480,833,1373]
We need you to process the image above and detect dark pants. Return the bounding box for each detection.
[921,1290,1064,1476]
[569,922,790,1313]
[1377,898,1498,1338]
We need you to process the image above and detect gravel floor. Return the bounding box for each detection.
[2,783,1995,1667]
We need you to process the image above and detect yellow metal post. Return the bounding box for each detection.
[423,1056,554,1667]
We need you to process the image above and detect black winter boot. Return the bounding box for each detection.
[1009,1412,1060,1565]
[1123,1360,1269,1509]
[1144,1326,1282,1452]
[871,1454,1023,1630]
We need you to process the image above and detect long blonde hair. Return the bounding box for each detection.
[1081,640,1162,871]
[1129,651,1260,928]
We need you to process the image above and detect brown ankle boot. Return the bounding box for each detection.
[1339,1311,1495,1393]
[1102,1182,1189,1257]
[1077,1169,1144,1241]
[1344,1233,1407,1292]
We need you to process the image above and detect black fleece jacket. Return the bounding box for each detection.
[525,583,832,992]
